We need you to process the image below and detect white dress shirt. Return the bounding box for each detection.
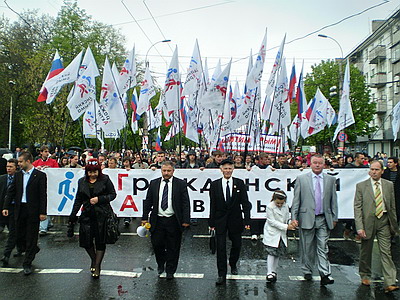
[158,177,174,217]
[21,167,34,203]
[222,177,233,202]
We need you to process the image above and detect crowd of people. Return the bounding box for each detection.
[0,145,399,293]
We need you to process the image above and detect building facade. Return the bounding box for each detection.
[347,9,400,157]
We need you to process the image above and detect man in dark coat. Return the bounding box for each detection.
[382,157,400,222]
[209,159,252,285]
[2,151,47,275]
[142,161,190,280]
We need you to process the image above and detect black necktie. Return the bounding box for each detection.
[161,179,169,211]
[226,181,231,203]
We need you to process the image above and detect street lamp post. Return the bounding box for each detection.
[8,80,15,150]
[318,34,345,154]
[142,39,171,152]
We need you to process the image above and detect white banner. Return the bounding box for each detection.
[44,168,369,219]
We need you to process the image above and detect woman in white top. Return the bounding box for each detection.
[262,190,295,282]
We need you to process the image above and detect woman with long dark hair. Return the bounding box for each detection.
[68,159,116,278]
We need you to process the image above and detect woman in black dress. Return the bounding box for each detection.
[69,159,116,278]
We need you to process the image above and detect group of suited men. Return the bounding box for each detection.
[0,151,399,293]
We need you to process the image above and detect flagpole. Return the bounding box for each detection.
[244,87,258,159]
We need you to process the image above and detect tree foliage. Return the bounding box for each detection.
[0,1,130,150]
[303,60,375,146]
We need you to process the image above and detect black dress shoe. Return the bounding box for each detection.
[13,252,24,257]
[304,274,313,281]
[166,273,174,280]
[157,267,165,275]
[231,266,238,275]
[23,266,32,276]
[320,275,334,286]
[216,276,226,285]
[0,256,9,267]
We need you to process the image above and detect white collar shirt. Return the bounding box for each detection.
[158,177,174,217]
[21,167,34,203]
[222,177,233,202]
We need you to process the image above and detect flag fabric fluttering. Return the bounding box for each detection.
[117,47,137,95]
[97,56,126,135]
[287,58,297,103]
[67,47,100,120]
[41,51,83,104]
[162,46,181,112]
[37,50,64,102]
[392,101,400,141]
[130,88,140,133]
[261,35,286,120]
[333,60,355,141]
[137,66,156,116]
[182,39,203,96]
[155,127,162,151]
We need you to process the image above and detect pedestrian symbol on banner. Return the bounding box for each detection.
[58,171,76,212]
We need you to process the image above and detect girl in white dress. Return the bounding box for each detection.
[262,190,295,282]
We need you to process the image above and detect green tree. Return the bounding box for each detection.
[0,1,131,150]
[303,60,375,146]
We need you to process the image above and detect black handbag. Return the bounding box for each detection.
[105,211,120,244]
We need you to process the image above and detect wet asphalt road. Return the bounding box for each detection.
[0,219,400,300]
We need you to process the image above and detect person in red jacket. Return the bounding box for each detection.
[32,145,59,170]
[32,145,58,235]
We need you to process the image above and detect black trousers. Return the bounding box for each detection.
[16,204,40,267]
[216,229,242,277]
[151,216,182,274]
[3,205,22,258]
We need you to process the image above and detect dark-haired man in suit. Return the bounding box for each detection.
[142,161,190,280]
[209,159,252,285]
[2,151,47,275]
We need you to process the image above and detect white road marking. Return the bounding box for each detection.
[158,273,204,279]
[100,270,141,278]
[289,276,322,281]
[0,267,23,273]
[36,269,82,274]
[227,275,266,280]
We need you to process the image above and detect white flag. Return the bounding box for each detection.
[333,60,355,141]
[199,60,231,112]
[44,51,83,104]
[118,47,137,95]
[392,101,400,141]
[246,28,267,92]
[137,66,156,116]
[98,57,126,134]
[66,64,98,120]
[268,57,290,132]
[261,35,286,120]
[307,88,335,136]
[182,40,203,96]
[162,46,181,112]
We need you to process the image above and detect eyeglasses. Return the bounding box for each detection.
[87,160,99,165]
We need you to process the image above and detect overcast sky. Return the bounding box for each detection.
[1,0,399,88]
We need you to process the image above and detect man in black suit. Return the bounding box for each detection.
[209,159,252,285]
[142,161,190,280]
[0,158,22,267]
[2,151,47,275]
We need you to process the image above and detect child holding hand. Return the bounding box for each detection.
[262,190,295,282]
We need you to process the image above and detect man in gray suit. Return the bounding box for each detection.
[354,160,399,293]
[291,154,338,285]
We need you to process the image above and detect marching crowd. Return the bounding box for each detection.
[0,145,400,293]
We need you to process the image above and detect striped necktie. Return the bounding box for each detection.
[374,181,383,219]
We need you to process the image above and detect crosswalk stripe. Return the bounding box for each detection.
[36,269,82,274]
[0,267,23,273]
[159,273,204,279]
[101,270,141,278]
[227,275,266,280]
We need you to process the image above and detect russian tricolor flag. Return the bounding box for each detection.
[37,50,64,102]
[155,127,162,151]
[288,60,296,103]
[131,88,140,122]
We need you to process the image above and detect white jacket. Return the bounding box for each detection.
[262,201,289,248]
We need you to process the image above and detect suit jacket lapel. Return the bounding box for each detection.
[26,168,37,187]
[365,179,375,205]
[382,180,390,208]
[306,173,314,200]
[154,178,162,213]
